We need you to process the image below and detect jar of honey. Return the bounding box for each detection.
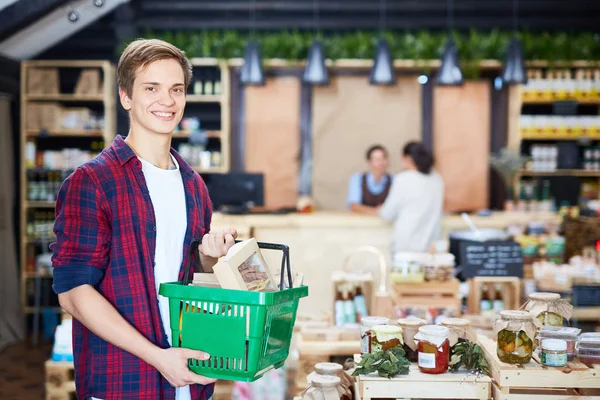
[370,325,403,352]
[414,325,450,374]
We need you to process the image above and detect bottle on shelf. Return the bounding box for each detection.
[517,183,528,212]
[214,70,222,95]
[492,284,505,313]
[343,286,357,324]
[204,70,214,95]
[480,284,492,316]
[353,284,368,321]
[194,69,203,95]
[334,286,345,327]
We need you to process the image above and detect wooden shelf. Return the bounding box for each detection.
[25,94,105,102]
[521,97,600,105]
[172,130,221,139]
[193,166,228,174]
[186,94,223,103]
[521,134,600,140]
[25,129,104,138]
[25,201,56,208]
[518,169,600,177]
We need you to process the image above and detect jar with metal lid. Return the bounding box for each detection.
[441,318,476,348]
[414,325,450,374]
[370,325,403,352]
[360,316,389,354]
[541,339,568,367]
[525,292,573,327]
[397,317,427,362]
[494,310,541,364]
[301,375,344,400]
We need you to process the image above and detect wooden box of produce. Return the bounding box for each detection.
[478,333,600,399]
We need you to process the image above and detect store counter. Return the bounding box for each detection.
[210,211,561,317]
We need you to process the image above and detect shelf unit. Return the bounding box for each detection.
[510,65,600,204]
[20,60,116,314]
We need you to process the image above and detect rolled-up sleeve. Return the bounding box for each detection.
[50,167,111,294]
[346,173,362,207]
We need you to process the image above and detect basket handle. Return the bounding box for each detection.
[182,238,293,291]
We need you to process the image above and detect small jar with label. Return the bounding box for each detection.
[541,339,567,367]
[360,317,389,354]
[414,325,450,374]
[397,317,427,362]
[370,325,403,352]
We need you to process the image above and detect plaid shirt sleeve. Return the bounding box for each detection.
[51,167,111,294]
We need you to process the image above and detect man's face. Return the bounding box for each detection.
[119,58,186,136]
[368,149,388,174]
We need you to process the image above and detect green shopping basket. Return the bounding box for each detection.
[159,239,308,382]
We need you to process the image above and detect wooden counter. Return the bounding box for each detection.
[210,211,561,318]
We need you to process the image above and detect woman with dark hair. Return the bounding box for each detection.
[378,141,444,253]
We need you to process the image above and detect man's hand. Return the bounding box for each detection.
[199,228,238,258]
[152,347,217,387]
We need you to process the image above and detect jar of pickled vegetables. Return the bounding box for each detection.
[494,310,540,364]
[397,317,427,362]
[370,325,403,352]
[414,325,450,374]
[524,292,572,327]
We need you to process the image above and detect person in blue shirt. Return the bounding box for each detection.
[347,144,392,214]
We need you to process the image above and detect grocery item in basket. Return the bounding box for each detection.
[190,272,221,288]
[494,310,540,364]
[370,325,403,352]
[541,339,568,367]
[524,292,572,326]
[212,238,277,292]
[397,317,427,362]
[360,316,389,354]
[301,375,345,400]
[414,325,450,374]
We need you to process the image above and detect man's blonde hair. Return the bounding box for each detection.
[117,38,193,97]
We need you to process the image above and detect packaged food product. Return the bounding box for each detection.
[578,332,600,349]
[541,339,568,367]
[397,317,427,362]
[538,327,580,359]
[414,325,450,374]
[494,310,540,364]
[370,325,403,352]
[391,252,425,283]
[441,318,476,347]
[301,375,345,400]
[310,362,354,400]
[424,253,455,281]
[524,292,573,326]
[360,317,389,354]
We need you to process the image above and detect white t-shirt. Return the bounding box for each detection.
[378,169,444,254]
[140,155,190,400]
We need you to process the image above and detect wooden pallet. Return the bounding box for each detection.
[353,355,491,400]
[478,333,600,399]
[45,360,75,400]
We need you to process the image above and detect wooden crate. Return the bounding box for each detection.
[467,277,521,315]
[45,360,75,400]
[478,333,600,399]
[355,360,491,400]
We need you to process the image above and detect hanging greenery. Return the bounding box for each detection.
[121,30,600,79]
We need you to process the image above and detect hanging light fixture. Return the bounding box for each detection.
[240,0,265,85]
[436,0,463,86]
[303,0,328,85]
[502,0,527,85]
[370,0,395,85]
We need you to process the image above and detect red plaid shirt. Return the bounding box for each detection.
[51,135,214,400]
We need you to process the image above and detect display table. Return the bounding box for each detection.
[353,355,491,400]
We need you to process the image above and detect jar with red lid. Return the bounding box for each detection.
[414,325,450,374]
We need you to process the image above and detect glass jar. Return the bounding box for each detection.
[370,325,403,352]
[494,310,538,364]
[525,292,572,327]
[414,325,450,374]
[397,317,427,362]
[441,318,474,349]
[360,317,389,354]
[541,339,567,367]
[301,375,344,400]
[312,363,353,400]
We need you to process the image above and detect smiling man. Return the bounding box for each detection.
[50,39,236,400]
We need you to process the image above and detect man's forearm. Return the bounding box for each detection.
[59,285,163,367]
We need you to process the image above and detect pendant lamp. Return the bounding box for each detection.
[303,0,328,85]
[370,0,395,85]
[436,0,463,86]
[241,0,265,85]
[502,0,527,85]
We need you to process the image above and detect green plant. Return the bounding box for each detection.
[352,347,411,379]
[449,341,490,376]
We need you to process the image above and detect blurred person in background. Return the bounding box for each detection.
[347,144,392,214]
[378,141,444,253]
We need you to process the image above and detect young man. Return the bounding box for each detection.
[51,39,236,400]
[347,144,392,215]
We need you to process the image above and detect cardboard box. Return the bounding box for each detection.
[27,68,59,94]
[74,69,102,95]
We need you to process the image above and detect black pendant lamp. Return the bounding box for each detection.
[303,0,328,85]
[502,0,527,85]
[436,0,463,86]
[241,0,265,85]
[370,0,395,85]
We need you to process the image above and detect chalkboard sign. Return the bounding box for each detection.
[460,241,524,278]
